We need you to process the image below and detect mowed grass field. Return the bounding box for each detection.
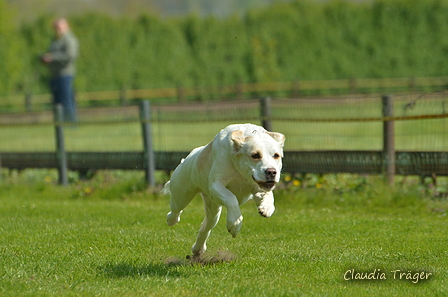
[0,170,447,296]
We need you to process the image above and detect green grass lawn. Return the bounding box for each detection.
[0,170,447,296]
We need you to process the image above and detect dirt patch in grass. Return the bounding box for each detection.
[165,250,237,266]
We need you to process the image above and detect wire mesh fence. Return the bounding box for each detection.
[1,92,447,184]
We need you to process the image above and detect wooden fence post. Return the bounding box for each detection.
[260,97,272,131]
[382,94,395,186]
[350,78,358,94]
[409,77,416,93]
[177,85,185,102]
[120,87,127,106]
[140,100,155,187]
[291,79,301,98]
[236,81,243,100]
[25,93,32,112]
[54,103,68,185]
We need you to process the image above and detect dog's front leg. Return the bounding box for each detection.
[209,181,243,238]
[253,191,275,218]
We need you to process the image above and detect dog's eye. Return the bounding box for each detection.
[251,153,261,160]
[273,153,280,159]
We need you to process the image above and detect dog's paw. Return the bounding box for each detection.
[227,215,243,238]
[258,203,275,218]
[167,211,182,226]
[191,244,206,257]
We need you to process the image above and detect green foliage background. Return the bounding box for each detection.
[2,0,448,96]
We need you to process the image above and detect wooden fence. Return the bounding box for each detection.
[1,97,448,186]
[1,76,448,112]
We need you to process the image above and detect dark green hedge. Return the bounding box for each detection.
[2,0,448,97]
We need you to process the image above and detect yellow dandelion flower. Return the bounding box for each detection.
[316,183,323,189]
[292,180,301,186]
[44,176,52,183]
[84,187,92,194]
[284,175,292,182]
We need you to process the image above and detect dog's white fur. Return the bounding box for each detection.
[163,123,285,256]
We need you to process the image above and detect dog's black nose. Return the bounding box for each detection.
[265,168,277,179]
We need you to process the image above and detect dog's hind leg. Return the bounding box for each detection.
[191,194,222,256]
[166,182,199,226]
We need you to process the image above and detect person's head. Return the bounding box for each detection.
[54,18,70,37]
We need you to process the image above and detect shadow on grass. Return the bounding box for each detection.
[100,250,237,279]
[100,261,184,278]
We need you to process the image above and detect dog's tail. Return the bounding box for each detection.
[161,181,171,195]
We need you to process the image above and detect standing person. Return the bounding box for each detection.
[41,18,79,122]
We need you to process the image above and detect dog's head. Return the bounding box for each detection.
[231,129,285,191]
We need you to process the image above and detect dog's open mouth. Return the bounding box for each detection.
[253,176,277,190]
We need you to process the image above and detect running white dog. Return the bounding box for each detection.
[163,123,285,256]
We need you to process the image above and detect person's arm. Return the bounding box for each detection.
[47,34,78,65]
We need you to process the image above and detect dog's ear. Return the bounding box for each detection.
[231,130,246,152]
[267,132,285,147]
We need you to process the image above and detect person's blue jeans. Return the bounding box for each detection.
[50,75,77,122]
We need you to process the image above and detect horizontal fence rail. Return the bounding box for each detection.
[1,151,447,176]
[2,76,448,112]
[1,94,447,185]
[0,152,184,171]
